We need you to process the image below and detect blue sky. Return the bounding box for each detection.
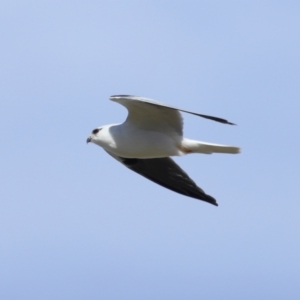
[1,1,300,299]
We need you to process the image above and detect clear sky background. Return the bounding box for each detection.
[1,1,300,299]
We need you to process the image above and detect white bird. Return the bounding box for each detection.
[87,95,240,206]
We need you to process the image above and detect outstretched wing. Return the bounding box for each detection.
[110,95,236,132]
[106,151,218,206]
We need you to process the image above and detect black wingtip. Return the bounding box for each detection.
[202,115,236,125]
[202,194,218,206]
[189,112,236,125]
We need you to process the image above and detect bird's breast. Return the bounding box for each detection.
[103,124,181,158]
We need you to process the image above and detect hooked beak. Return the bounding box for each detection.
[86,136,92,144]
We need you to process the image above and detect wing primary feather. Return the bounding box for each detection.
[108,153,218,206]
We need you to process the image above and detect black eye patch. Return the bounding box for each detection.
[92,128,101,134]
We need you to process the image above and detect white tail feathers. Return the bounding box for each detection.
[181,139,240,155]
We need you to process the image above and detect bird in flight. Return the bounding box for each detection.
[87,95,240,206]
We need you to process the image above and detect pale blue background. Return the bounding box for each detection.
[1,1,300,299]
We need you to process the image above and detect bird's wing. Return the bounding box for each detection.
[106,150,218,206]
[110,95,235,137]
[110,95,184,135]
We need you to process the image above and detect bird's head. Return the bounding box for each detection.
[86,127,103,144]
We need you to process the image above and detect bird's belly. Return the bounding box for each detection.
[106,127,180,158]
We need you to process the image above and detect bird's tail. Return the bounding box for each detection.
[180,138,240,155]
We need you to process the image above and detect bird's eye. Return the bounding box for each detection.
[92,128,101,134]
